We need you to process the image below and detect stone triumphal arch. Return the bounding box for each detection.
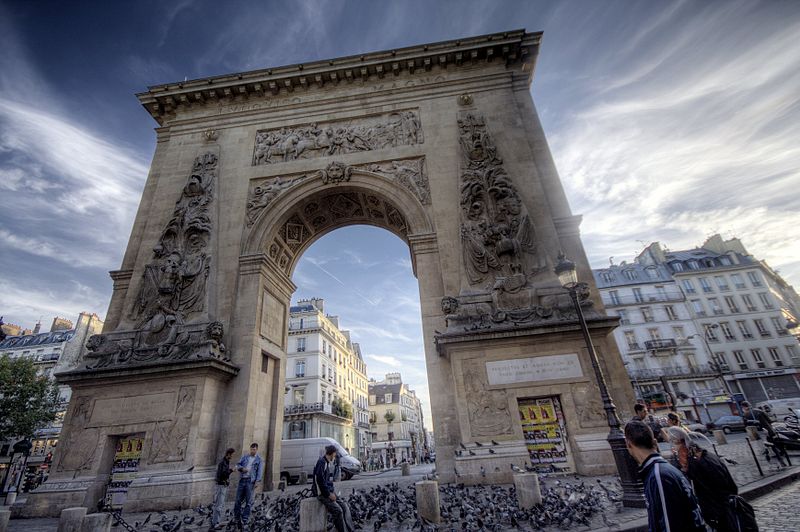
[25,30,635,515]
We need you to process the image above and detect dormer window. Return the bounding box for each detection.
[671,262,684,272]
[623,269,637,280]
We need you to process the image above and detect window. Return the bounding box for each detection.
[296,337,306,352]
[733,350,748,370]
[751,349,766,369]
[646,267,659,279]
[624,331,639,349]
[691,299,706,316]
[747,271,762,287]
[724,296,740,313]
[714,276,730,291]
[772,317,788,335]
[601,271,615,283]
[688,261,700,270]
[704,324,719,342]
[682,279,696,294]
[741,294,757,312]
[665,305,678,321]
[293,387,305,405]
[623,269,637,281]
[648,328,662,340]
[769,347,784,367]
[753,319,770,337]
[385,393,393,403]
[708,298,724,315]
[758,292,773,309]
[672,262,685,272]
[295,359,305,377]
[699,277,713,293]
[736,320,753,339]
[719,256,732,266]
[640,307,654,322]
[787,345,799,361]
[609,290,620,305]
[618,309,629,325]
[719,322,736,341]
[633,288,644,303]
[713,352,729,371]
[322,339,327,354]
[731,273,745,289]
[656,286,668,299]
[672,326,686,340]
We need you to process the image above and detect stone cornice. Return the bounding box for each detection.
[137,29,542,125]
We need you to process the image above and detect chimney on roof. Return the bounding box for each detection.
[33,320,41,334]
[310,298,324,313]
[51,317,74,332]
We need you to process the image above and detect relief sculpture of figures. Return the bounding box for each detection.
[463,363,513,437]
[131,152,216,327]
[150,386,196,463]
[56,397,99,475]
[252,111,423,165]
[457,113,546,289]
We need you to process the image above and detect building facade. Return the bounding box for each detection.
[637,235,800,404]
[282,298,371,459]
[0,312,103,493]
[592,263,729,422]
[368,373,427,466]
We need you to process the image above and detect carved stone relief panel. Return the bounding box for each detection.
[252,110,423,165]
[149,385,196,464]
[260,290,286,346]
[56,397,99,474]
[245,157,429,229]
[461,360,513,438]
[265,190,409,276]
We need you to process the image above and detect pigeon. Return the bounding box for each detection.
[468,449,476,456]
[459,442,467,450]
[474,441,483,447]
[510,464,525,473]
[488,448,496,454]
[491,439,499,445]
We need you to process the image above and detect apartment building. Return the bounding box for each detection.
[368,373,427,465]
[283,298,371,459]
[638,235,800,403]
[593,263,729,422]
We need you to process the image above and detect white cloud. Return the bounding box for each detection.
[368,354,402,367]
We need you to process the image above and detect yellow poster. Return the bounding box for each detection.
[517,397,570,468]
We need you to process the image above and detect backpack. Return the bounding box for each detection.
[726,495,758,532]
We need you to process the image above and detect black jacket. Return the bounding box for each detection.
[312,456,334,498]
[639,453,706,532]
[744,408,775,437]
[687,450,738,532]
[215,457,232,486]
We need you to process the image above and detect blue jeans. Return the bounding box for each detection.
[233,479,255,524]
[211,484,227,527]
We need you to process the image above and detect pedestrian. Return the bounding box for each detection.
[625,420,707,532]
[665,428,746,532]
[312,444,353,532]
[632,403,664,442]
[741,401,786,466]
[211,447,235,530]
[233,443,262,529]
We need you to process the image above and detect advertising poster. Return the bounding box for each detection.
[517,397,570,470]
[106,437,143,509]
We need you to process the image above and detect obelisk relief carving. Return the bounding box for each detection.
[84,152,230,369]
[439,113,590,333]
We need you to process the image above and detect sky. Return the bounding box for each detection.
[1,1,799,428]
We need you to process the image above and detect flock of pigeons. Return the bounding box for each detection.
[119,471,623,532]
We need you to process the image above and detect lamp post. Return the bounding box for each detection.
[554,253,645,508]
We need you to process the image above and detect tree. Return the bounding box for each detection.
[0,354,61,441]
[384,410,396,424]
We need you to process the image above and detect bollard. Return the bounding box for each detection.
[0,509,10,532]
[415,480,441,524]
[299,471,308,484]
[402,463,411,476]
[513,473,542,509]
[81,513,113,532]
[713,430,728,445]
[299,497,327,532]
[3,492,15,507]
[745,437,764,477]
[58,507,88,532]
[746,426,760,440]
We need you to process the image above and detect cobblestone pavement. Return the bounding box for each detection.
[752,480,800,532]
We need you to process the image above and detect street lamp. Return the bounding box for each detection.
[554,253,645,508]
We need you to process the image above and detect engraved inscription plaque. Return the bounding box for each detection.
[89,392,177,426]
[486,354,583,386]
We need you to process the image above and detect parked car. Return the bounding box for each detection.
[708,415,746,434]
[686,422,708,434]
[279,437,361,485]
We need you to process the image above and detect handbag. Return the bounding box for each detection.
[726,495,758,532]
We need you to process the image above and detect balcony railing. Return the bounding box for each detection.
[644,339,678,350]
[628,364,725,380]
[603,293,686,307]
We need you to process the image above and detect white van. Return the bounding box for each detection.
[279,437,361,485]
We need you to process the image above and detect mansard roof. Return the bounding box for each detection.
[136,29,542,125]
[0,329,75,349]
